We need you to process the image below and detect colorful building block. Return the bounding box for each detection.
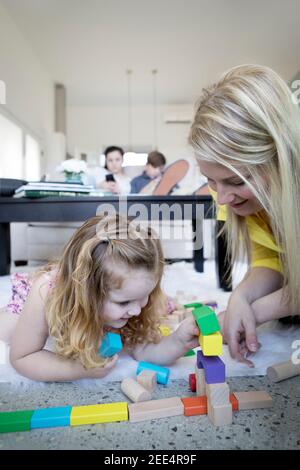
[233,391,273,410]
[199,331,222,356]
[184,349,196,357]
[0,410,34,433]
[98,332,122,357]
[136,362,170,385]
[31,406,72,429]
[121,378,151,403]
[192,305,220,335]
[137,370,157,393]
[189,373,196,392]
[128,397,183,423]
[70,402,128,426]
[181,396,207,416]
[159,325,171,336]
[197,350,225,384]
[183,302,203,309]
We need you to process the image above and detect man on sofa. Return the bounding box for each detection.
[130,151,166,194]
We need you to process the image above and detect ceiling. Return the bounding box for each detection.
[2,0,300,106]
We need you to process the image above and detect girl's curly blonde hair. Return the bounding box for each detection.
[44,213,165,369]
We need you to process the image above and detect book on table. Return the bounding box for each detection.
[14,181,94,198]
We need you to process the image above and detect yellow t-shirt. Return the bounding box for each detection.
[211,189,282,273]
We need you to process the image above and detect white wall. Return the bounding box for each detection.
[67,104,194,163]
[0,0,54,174]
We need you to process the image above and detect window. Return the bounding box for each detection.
[0,113,23,178]
[25,134,41,181]
[0,112,41,180]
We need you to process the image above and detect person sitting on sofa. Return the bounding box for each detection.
[96,146,131,194]
[130,151,166,194]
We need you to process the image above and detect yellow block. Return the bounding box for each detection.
[199,331,222,356]
[70,402,128,426]
[159,325,171,336]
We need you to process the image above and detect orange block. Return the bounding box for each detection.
[181,396,207,416]
[181,393,238,417]
[230,393,239,411]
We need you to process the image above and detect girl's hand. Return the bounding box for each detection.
[219,296,261,367]
[83,354,119,379]
[174,316,200,352]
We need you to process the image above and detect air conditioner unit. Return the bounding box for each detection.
[164,113,192,124]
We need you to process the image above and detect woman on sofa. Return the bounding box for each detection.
[96,146,131,195]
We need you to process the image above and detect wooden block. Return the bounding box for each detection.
[159,317,178,328]
[0,410,34,433]
[189,373,196,392]
[181,396,207,416]
[137,362,170,385]
[159,325,171,336]
[121,378,152,403]
[98,332,122,357]
[206,382,230,406]
[195,365,206,396]
[233,391,273,410]
[267,360,300,383]
[70,402,128,426]
[31,406,72,429]
[197,350,225,384]
[208,402,232,426]
[128,397,183,423]
[199,331,223,356]
[192,305,220,335]
[137,370,157,393]
[172,310,186,322]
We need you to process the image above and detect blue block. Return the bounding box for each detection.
[98,332,123,357]
[31,406,72,429]
[197,350,225,384]
[136,361,170,385]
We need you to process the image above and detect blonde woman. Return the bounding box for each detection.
[0,214,199,382]
[189,64,300,366]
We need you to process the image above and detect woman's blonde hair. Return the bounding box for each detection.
[44,213,165,368]
[189,64,300,310]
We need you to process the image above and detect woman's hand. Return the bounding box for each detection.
[174,316,200,352]
[82,354,119,379]
[219,295,261,367]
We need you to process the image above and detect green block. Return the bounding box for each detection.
[184,349,196,357]
[0,410,34,433]
[192,305,220,335]
[183,302,203,309]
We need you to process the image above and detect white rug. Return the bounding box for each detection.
[0,261,299,387]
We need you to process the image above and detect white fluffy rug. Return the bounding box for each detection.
[0,261,299,387]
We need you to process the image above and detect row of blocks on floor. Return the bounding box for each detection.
[0,390,273,433]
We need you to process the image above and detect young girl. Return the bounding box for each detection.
[189,64,300,366]
[1,213,199,382]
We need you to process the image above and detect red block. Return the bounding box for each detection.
[189,373,196,392]
[181,396,207,416]
[230,393,239,411]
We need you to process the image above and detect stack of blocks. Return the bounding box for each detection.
[185,302,232,426]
